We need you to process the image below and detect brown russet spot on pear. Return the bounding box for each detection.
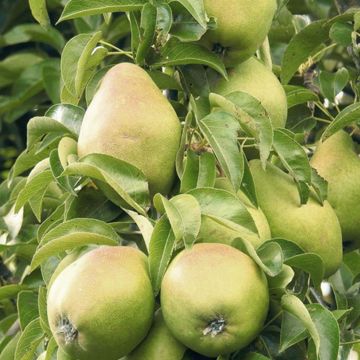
[125,310,186,360]
[161,243,269,357]
[202,0,277,65]
[249,160,343,277]
[47,246,155,360]
[311,131,360,248]
[78,62,181,195]
[213,57,288,129]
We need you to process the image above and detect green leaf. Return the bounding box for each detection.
[45,103,84,136]
[307,304,340,360]
[154,194,201,248]
[44,337,57,360]
[29,0,50,28]
[149,215,176,295]
[273,129,312,204]
[136,3,156,65]
[240,154,258,207]
[42,64,61,104]
[152,38,227,78]
[85,65,112,105]
[61,32,107,100]
[155,4,173,45]
[198,111,243,191]
[188,188,258,234]
[15,171,54,213]
[0,24,65,53]
[38,287,50,336]
[329,22,352,46]
[281,20,328,84]
[232,238,283,277]
[281,294,320,357]
[321,102,360,140]
[59,0,146,22]
[268,264,294,293]
[209,92,273,167]
[170,0,207,28]
[176,111,192,178]
[31,218,120,270]
[123,209,154,253]
[63,153,150,215]
[280,311,308,352]
[319,68,349,103]
[17,291,39,331]
[14,318,44,360]
[26,116,77,149]
[170,11,207,42]
[284,85,319,109]
[0,285,29,301]
[310,168,328,205]
[180,150,216,193]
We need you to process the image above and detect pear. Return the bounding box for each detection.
[202,0,277,65]
[213,57,288,128]
[125,310,186,360]
[311,131,360,248]
[47,246,155,360]
[78,63,181,195]
[249,160,342,276]
[197,178,271,248]
[161,243,269,357]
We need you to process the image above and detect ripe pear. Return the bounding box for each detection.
[249,160,343,276]
[213,57,288,128]
[47,246,155,360]
[78,63,181,195]
[202,0,277,65]
[161,243,269,357]
[310,131,360,248]
[197,178,271,248]
[125,310,186,360]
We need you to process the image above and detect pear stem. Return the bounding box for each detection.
[99,40,133,59]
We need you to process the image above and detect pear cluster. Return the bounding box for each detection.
[45,2,353,360]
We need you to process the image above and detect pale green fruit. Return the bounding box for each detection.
[202,0,277,65]
[161,243,269,357]
[78,63,181,195]
[125,310,186,360]
[311,131,360,248]
[57,347,78,360]
[249,160,343,276]
[213,57,288,128]
[197,178,271,248]
[47,246,155,360]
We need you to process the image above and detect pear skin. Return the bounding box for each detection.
[213,58,287,128]
[203,0,277,65]
[311,131,360,248]
[249,160,342,276]
[47,246,155,360]
[78,63,181,195]
[161,243,269,357]
[125,310,186,360]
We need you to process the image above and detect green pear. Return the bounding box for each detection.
[197,178,271,248]
[202,0,277,65]
[78,63,181,195]
[249,160,342,276]
[47,246,155,360]
[161,243,269,357]
[310,131,360,248]
[213,57,288,128]
[125,310,186,360]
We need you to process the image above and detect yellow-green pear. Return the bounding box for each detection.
[311,131,360,248]
[202,0,277,65]
[249,160,342,276]
[125,310,186,360]
[197,178,271,248]
[47,246,155,360]
[161,243,269,357]
[213,57,288,128]
[78,63,181,195]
